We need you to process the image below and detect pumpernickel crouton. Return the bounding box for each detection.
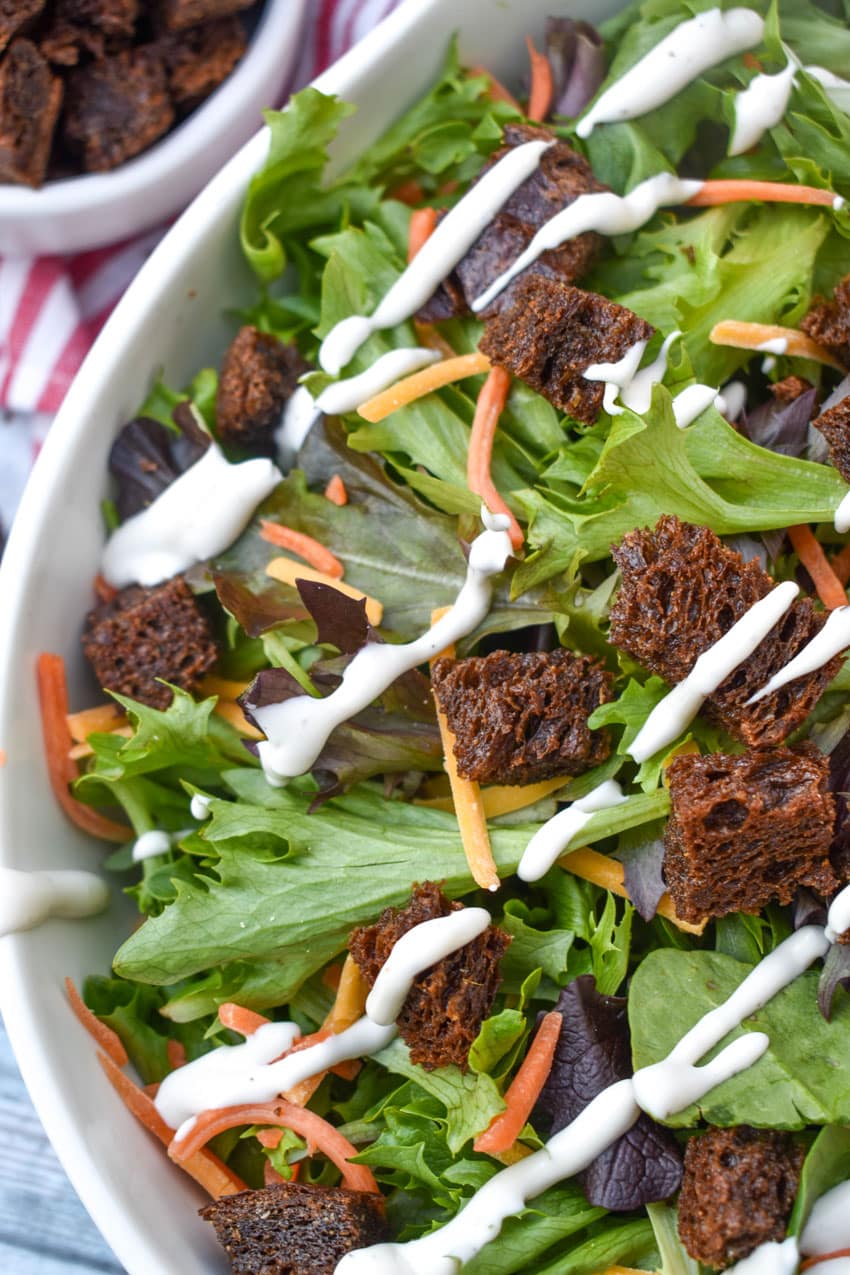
[157,0,254,32]
[0,0,45,55]
[0,39,63,186]
[664,746,838,924]
[431,649,613,786]
[158,16,246,111]
[419,123,608,322]
[479,276,654,423]
[216,326,310,456]
[40,0,138,65]
[801,273,850,369]
[813,394,850,484]
[62,45,174,172]
[349,882,510,1071]
[770,374,814,405]
[200,1181,390,1275]
[82,576,218,709]
[677,1126,803,1269]
[609,515,841,748]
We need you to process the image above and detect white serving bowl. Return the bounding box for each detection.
[0,0,307,257]
[0,0,620,1270]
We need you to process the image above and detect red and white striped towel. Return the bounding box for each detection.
[0,0,401,535]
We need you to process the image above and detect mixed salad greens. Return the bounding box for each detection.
[51,0,850,1270]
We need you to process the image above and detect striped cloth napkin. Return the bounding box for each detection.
[0,0,401,539]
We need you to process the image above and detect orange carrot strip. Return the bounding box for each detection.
[167,1039,187,1070]
[688,180,838,208]
[197,675,251,699]
[525,35,554,123]
[417,774,570,816]
[408,207,438,262]
[213,700,264,740]
[788,524,848,609]
[37,653,130,844]
[66,703,124,743]
[709,320,846,370]
[832,541,850,587]
[559,847,706,936]
[93,574,118,604]
[65,977,128,1068]
[357,351,492,422]
[390,178,426,205]
[322,963,343,991]
[219,1003,271,1036]
[324,474,348,506]
[467,366,524,552]
[801,1249,850,1271]
[170,1100,379,1194]
[468,63,523,113]
[265,557,384,627]
[474,1011,562,1154]
[259,520,344,579]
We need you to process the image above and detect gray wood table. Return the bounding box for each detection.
[0,1014,124,1275]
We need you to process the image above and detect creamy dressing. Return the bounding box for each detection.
[101,442,281,588]
[826,884,850,943]
[756,337,789,355]
[835,491,850,535]
[583,331,682,416]
[253,510,513,783]
[275,386,321,469]
[717,379,747,420]
[471,174,703,314]
[729,60,796,156]
[131,830,172,862]
[802,1181,850,1257]
[726,1237,800,1274]
[314,348,440,416]
[190,793,212,821]
[575,8,765,139]
[805,64,850,113]
[804,1261,850,1274]
[365,909,491,1026]
[747,605,850,705]
[672,383,722,429]
[628,579,799,762]
[0,867,109,939]
[516,780,626,883]
[318,139,553,375]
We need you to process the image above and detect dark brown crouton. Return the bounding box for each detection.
[349,883,510,1071]
[770,374,813,405]
[431,649,613,786]
[82,576,218,709]
[678,1126,804,1269]
[157,16,246,112]
[199,1181,390,1275]
[801,273,850,369]
[813,394,850,484]
[420,123,608,322]
[62,46,174,172]
[216,326,310,456]
[664,746,837,924]
[0,0,45,55]
[157,0,254,32]
[479,276,653,423]
[40,0,138,66]
[0,39,63,187]
[609,515,841,748]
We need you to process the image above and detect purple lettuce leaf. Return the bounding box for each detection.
[213,571,310,638]
[617,834,666,923]
[108,408,210,520]
[534,975,682,1210]
[818,942,850,1021]
[296,579,379,655]
[545,17,606,119]
[793,888,828,932]
[829,728,850,880]
[740,386,817,459]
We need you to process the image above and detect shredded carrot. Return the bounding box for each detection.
[167,1039,187,1070]
[36,653,129,843]
[742,52,763,70]
[170,1100,379,1194]
[259,520,344,579]
[66,703,124,742]
[468,63,523,113]
[467,365,524,552]
[525,35,554,122]
[687,179,838,208]
[408,206,438,262]
[559,846,707,936]
[213,699,264,740]
[265,557,384,627]
[832,541,850,587]
[97,1051,247,1198]
[390,178,426,205]
[357,351,492,422]
[474,1011,562,1154]
[93,574,118,604]
[709,320,846,370]
[788,524,848,609]
[65,977,127,1068]
[417,774,570,816]
[324,474,349,506]
[322,962,342,991]
[801,1249,850,1270]
[197,675,251,699]
[218,1003,270,1036]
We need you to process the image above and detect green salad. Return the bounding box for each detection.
[47,1,850,1272]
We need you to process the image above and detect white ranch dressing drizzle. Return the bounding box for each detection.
[825,885,850,943]
[275,386,321,469]
[804,1262,850,1274]
[802,1180,850,1258]
[318,139,554,376]
[835,491,850,535]
[757,337,789,355]
[190,793,212,821]
[0,867,109,939]
[729,60,796,156]
[672,382,722,429]
[157,909,492,1132]
[366,909,491,1025]
[726,1237,800,1274]
[101,442,281,588]
[747,606,850,705]
[471,174,703,314]
[628,579,800,762]
[131,830,172,862]
[337,922,832,1275]
[717,379,748,421]
[584,331,683,416]
[575,7,765,139]
[253,510,513,784]
[517,779,626,883]
[314,348,440,416]
[805,64,850,113]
